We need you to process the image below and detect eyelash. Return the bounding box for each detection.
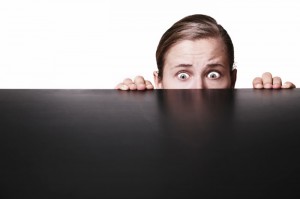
[207,71,221,79]
[175,70,222,80]
[176,71,190,80]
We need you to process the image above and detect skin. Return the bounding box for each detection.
[252,72,295,89]
[115,38,296,90]
[153,38,236,89]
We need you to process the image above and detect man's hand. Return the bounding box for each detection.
[253,72,296,89]
[115,76,154,91]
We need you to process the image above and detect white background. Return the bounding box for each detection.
[0,0,299,88]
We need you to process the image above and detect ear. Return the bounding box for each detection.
[230,69,237,88]
[153,71,163,89]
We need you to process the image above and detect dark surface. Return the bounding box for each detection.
[1,89,300,198]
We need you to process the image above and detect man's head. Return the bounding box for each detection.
[154,14,236,89]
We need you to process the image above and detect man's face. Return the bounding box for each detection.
[154,38,236,89]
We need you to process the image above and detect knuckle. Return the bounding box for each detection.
[253,77,262,83]
[134,75,144,80]
[263,72,272,76]
[123,78,132,83]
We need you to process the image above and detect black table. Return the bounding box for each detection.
[1,89,300,198]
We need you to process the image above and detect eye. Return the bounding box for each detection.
[207,71,220,79]
[177,72,190,80]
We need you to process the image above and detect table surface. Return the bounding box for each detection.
[1,89,300,198]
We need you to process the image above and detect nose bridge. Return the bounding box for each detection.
[194,76,204,89]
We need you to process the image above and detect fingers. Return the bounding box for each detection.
[134,76,146,90]
[145,80,154,90]
[253,72,273,89]
[272,76,282,89]
[124,78,137,90]
[282,81,296,89]
[115,78,136,90]
[115,76,154,91]
[253,77,263,89]
[115,83,127,90]
[261,72,273,89]
[252,72,296,89]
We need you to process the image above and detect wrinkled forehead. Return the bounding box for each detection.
[164,38,229,66]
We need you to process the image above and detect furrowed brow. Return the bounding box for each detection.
[171,64,193,69]
[207,63,225,68]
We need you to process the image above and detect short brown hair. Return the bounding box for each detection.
[156,14,234,79]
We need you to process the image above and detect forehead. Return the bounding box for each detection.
[164,38,228,64]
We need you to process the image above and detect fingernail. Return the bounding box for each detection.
[120,85,128,90]
[146,85,154,89]
[273,83,281,89]
[137,84,146,90]
[255,83,263,88]
[282,83,289,88]
[264,83,272,88]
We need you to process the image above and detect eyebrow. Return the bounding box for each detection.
[171,64,193,69]
[207,63,225,68]
[171,63,225,69]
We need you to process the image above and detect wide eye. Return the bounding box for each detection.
[207,71,220,79]
[177,72,190,80]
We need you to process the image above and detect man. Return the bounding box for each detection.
[115,14,295,90]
